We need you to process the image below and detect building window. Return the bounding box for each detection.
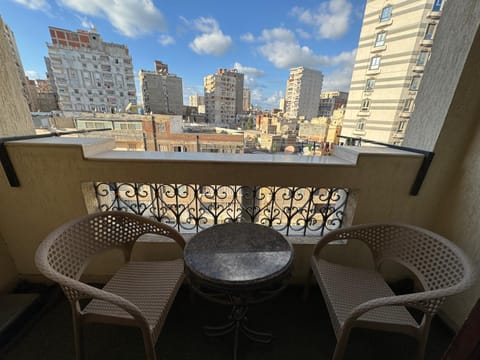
[173,146,184,152]
[356,119,366,131]
[403,98,415,112]
[74,89,79,94]
[417,51,429,66]
[410,76,421,91]
[375,32,386,47]
[397,120,407,132]
[432,0,443,11]
[424,23,436,40]
[365,79,376,91]
[380,5,392,22]
[92,55,96,60]
[361,99,370,111]
[370,56,381,70]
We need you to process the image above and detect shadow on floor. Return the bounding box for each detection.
[1,285,453,360]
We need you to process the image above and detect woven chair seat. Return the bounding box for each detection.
[313,259,418,336]
[84,260,184,337]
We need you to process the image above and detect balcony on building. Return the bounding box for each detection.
[1,1,480,359]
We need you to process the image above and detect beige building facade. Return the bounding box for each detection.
[204,68,244,125]
[0,16,34,137]
[139,61,183,115]
[285,67,323,120]
[342,0,444,144]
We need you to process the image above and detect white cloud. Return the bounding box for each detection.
[291,0,352,39]
[188,17,232,56]
[11,0,50,11]
[296,28,311,39]
[257,27,356,70]
[240,32,255,42]
[233,62,265,89]
[58,0,166,37]
[258,28,328,69]
[77,15,95,29]
[233,62,264,78]
[158,34,175,46]
[266,91,284,107]
[25,70,40,79]
[323,49,357,91]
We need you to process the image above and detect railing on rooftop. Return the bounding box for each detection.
[93,182,349,236]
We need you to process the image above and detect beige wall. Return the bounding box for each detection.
[402,0,480,329]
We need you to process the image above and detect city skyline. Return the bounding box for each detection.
[1,0,365,109]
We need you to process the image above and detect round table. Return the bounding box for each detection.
[184,223,294,360]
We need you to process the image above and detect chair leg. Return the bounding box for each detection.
[332,327,351,360]
[141,328,157,360]
[71,312,83,360]
[303,268,313,302]
[415,316,432,360]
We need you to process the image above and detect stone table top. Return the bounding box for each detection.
[184,223,294,290]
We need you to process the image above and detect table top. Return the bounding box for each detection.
[184,223,294,289]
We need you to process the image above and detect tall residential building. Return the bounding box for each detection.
[188,94,204,107]
[139,60,183,115]
[0,16,34,136]
[318,91,348,117]
[341,0,445,144]
[1,16,32,111]
[243,88,251,112]
[46,26,136,112]
[204,68,244,125]
[284,67,323,120]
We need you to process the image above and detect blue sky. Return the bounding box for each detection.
[1,0,366,109]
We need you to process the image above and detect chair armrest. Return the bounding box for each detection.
[346,285,469,322]
[59,272,150,327]
[130,213,186,249]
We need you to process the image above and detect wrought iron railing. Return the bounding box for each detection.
[93,182,349,236]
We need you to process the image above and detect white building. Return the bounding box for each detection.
[46,26,136,113]
[204,68,244,125]
[341,0,445,144]
[188,94,204,107]
[243,88,251,112]
[285,67,323,120]
[139,61,183,115]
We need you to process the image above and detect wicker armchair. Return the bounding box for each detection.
[305,223,476,360]
[35,211,186,360]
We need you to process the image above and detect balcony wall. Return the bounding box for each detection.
[0,138,425,285]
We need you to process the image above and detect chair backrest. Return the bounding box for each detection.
[36,211,183,287]
[340,224,473,295]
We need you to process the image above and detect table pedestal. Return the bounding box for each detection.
[205,304,271,360]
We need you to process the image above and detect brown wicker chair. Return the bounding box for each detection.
[305,223,476,360]
[35,211,186,360]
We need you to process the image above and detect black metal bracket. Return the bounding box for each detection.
[0,128,112,188]
[338,136,434,196]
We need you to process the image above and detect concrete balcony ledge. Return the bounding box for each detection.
[2,136,424,282]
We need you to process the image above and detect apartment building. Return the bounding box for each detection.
[204,68,244,125]
[243,88,251,112]
[139,60,183,115]
[342,0,445,144]
[0,16,34,136]
[284,67,323,120]
[188,94,204,107]
[1,16,33,111]
[318,91,348,117]
[46,26,136,113]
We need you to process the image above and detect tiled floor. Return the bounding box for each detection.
[2,285,453,360]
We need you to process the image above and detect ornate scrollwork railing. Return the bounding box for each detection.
[93,182,349,236]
